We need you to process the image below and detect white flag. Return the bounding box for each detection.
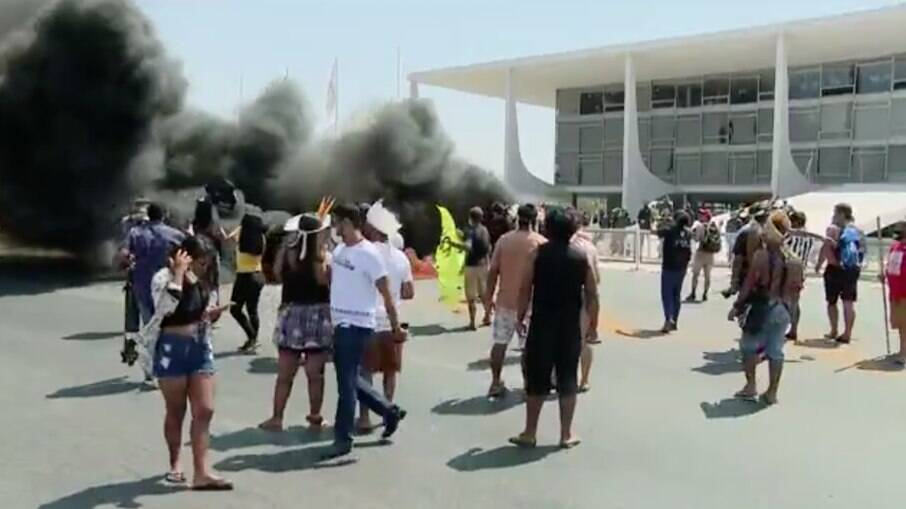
[325,58,338,133]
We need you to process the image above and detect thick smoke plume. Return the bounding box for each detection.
[0,0,509,259]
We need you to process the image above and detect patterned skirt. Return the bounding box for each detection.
[272,303,333,352]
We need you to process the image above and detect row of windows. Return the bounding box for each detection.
[560,55,906,116]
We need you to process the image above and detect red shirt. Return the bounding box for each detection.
[886,241,906,301]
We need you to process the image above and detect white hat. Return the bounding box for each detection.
[366,200,401,238]
[284,213,331,233]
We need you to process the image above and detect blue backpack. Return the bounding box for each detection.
[837,226,863,271]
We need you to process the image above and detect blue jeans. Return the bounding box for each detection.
[333,325,395,448]
[661,269,686,323]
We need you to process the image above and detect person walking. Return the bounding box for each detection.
[657,210,692,333]
[686,209,721,302]
[730,211,804,405]
[259,213,333,432]
[357,202,414,432]
[229,213,267,353]
[508,208,598,449]
[323,204,406,459]
[461,207,493,330]
[784,210,820,340]
[484,204,547,398]
[571,214,600,393]
[145,236,232,490]
[722,206,768,299]
[816,203,864,344]
[884,221,906,365]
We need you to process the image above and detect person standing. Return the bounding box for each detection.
[258,213,333,432]
[120,202,185,384]
[884,222,906,365]
[357,202,414,432]
[324,204,406,459]
[189,197,227,304]
[730,211,804,405]
[229,213,267,353]
[571,214,600,393]
[487,202,514,253]
[784,210,820,340]
[461,207,493,330]
[484,204,547,398]
[508,208,598,449]
[816,203,864,344]
[721,206,768,299]
[686,209,720,302]
[657,210,692,333]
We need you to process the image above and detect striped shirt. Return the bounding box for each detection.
[786,230,817,267]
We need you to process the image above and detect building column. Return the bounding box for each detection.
[771,34,812,199]
[409,80,419,99]
[504,67,561,201]
[622,54,676,217]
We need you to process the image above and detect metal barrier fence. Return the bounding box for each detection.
[586,227,891,274]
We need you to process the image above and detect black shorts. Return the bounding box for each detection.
[523,323,581,397]
[824,266,859,305]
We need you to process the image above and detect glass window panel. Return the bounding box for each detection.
[603,151,623,185]
[822,63,854,95]
[758,109,773,137]
[579,125,603,153]
[650,148,674,180]
[556,153,579,184]
[558,124,580,151]
[893,98,906,135]
[853,148,886,182]
[757,150,773,182]
[703,112,729,144]
[651,115,675,142]
[637,87,651,112]
[638,118,650,150]
[702,152,730,184]
[652,84,675,108]
[580,92,604,114]
[604,90,624,112]
[729,114,756,145]
[792,150,817,177]
[759,70,775,99]
[578,157,604,185]
[895,56,906,82]
[603,118,623,147]
[818,147,851,177]
[730,77,758,104]
[557,90,580,115]
[676,115,701,147]
[676,154,701,184]
[889,145,906,181]
[789,68,820,99]
[789,108,819,142]
[703,77,729,98]
[857,61,892,94]
[676,83,702,108]
[854,105,890,141]
[731,154,757,184]
[819,101,852,139]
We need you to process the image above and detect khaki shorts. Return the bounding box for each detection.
[892,300,906,329]
[464,263,489,301]
[692,251,715,271]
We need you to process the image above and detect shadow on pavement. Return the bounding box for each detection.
[210,425,330,452]
[214,350,249,360]
[37,475,180,509]
[467,356,522,371]
[0,259,117,298]
[616,329,667,339]
[836,356,905,373]
[247,357,278,374]
[447,445,559,471]
[46,376,143,399]
[700,398,766,419]
[691,349,742,376]
[409,324,471,337]
[432,392,524,416]
[215,444,357,473]
[62,331,121,341]
[794,338,840,350]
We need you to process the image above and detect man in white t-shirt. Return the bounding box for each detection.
[324,203,406,459]
[357,201,415,432]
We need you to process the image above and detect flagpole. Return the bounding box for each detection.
[335,59,339,135]
[878,216,892,356]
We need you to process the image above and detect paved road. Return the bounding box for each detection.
[1,261,904,509]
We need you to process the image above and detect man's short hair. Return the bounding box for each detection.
[790,210,807,228]
[333,203,363,228]
[834,203,854,222]
[545,207,577,242]
[469,207,484,223]
[517,203,538,226]
[146,203,164,222]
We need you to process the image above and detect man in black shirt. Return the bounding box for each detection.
[657,211,692,333]
[456,207,493,330]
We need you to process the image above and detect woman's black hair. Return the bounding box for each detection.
[170,235,207,260]
[238,214,265,255]
[192,197,215,232]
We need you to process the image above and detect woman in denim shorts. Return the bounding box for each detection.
[143,236,232,491]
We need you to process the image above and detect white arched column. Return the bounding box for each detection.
[622,54,677,216]
[504,68,564,201]
[771,34,813,199]
[409,80,419,99]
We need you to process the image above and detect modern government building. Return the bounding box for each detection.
[410,4,906,219]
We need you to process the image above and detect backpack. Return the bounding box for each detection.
[837,226,863,271]
[701,223,722,253]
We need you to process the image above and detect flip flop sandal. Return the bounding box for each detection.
[508,435,537,448]
[559,437,582,449]
[734,390,758,402]
[164,471,186,484]
[578,384,591,394]
[192,479,234,491]
[487,384,508,399]
[759,394,778,406]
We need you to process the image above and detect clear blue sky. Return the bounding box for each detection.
[137,0,898,182]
